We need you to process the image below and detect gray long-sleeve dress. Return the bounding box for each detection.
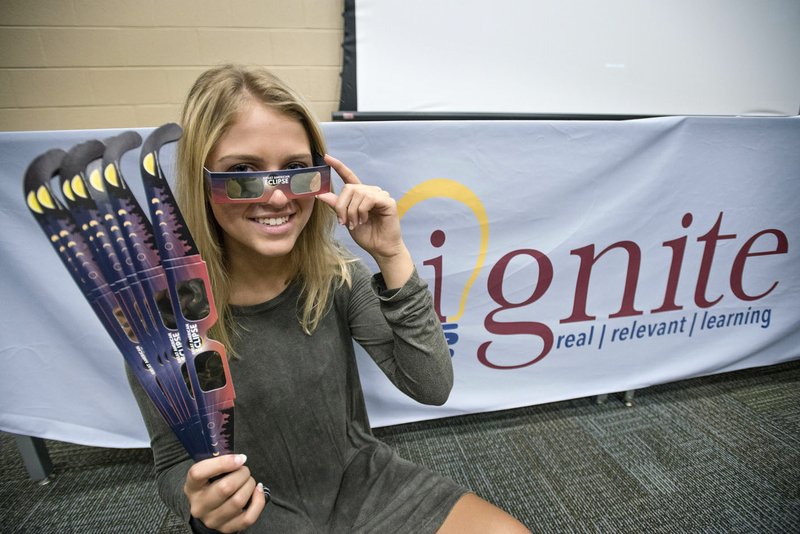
[128,260,469,533]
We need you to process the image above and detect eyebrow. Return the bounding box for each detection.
[214,153,313,166]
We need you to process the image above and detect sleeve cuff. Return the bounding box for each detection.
[371,268,426,302]
[189,516,226,534]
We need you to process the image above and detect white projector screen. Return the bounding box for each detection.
[347,0,800,117]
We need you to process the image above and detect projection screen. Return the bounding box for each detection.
[339,0,800,119]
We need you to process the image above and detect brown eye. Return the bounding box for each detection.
[229,163,254,172]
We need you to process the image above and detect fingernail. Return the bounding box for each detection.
[235,454,247,465]
[349,222,355,230]
[256,482,264,493]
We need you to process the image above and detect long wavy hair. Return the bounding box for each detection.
[176,65,352,355]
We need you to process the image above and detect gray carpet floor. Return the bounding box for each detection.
[2,359,798,533]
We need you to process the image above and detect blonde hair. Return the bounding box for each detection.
[177,65,352,354]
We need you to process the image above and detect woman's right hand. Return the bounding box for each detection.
[184,454,267,533]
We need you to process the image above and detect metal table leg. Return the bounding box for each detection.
[11,434,54,484]
[595,390,637,406]
[623,389,636,407]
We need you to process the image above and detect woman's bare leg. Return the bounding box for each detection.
[437,493,531,534]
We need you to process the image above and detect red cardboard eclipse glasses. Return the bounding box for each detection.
[204,162,331,204]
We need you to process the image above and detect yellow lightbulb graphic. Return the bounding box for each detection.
[397,178,489,355]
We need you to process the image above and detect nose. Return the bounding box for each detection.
[263,187,289,207]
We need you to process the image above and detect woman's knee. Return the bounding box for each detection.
[437,493,531,534]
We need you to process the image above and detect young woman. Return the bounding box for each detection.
[129,64,529,533]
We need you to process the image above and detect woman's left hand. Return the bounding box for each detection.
[317,154,413,288]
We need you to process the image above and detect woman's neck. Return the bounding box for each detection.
[227,249,294,306]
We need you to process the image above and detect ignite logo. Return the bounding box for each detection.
[399,180,789,370]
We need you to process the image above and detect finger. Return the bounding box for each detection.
[352,187,392,226]
[355,192,378,226]
[212,465,251,498]
[186,454,247,492]
[193,468,251,529]
[324,154,362,185]
[344,187,367,229]
[242,482,269,526]
[314,191,339,210]
[315,192,354,228]
[333,184,355,227]
[220,475,257,514]
[243,483,269,521]
[218,482,268,533]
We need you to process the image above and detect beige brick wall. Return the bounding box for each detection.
[0,0,344,131]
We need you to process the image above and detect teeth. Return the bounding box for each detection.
[254,216,289,226]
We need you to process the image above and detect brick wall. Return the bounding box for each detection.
[0,0,344,131]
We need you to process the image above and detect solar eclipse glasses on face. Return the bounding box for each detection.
[204,162,331,204]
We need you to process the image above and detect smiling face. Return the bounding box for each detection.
[205,97,316,267]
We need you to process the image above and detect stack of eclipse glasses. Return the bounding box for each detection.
[23,123,235,461]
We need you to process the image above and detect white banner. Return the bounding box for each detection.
[0,116,798,446]
[327,116,800,426]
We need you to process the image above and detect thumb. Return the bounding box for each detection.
[186,454,248,490]
[315,192,338,208]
